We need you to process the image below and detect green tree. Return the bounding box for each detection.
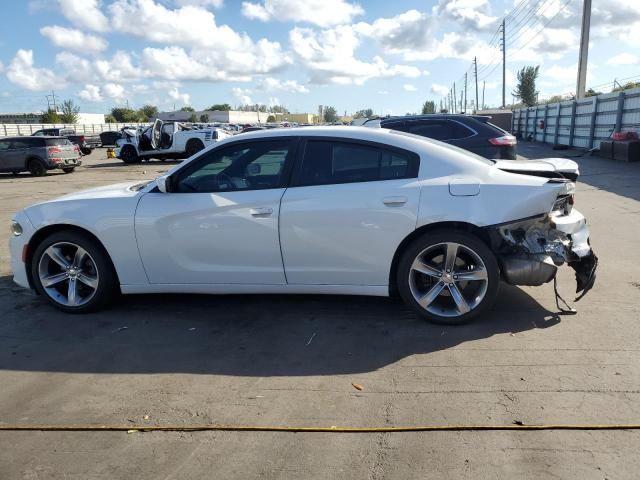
[585,88,602,97]
[110,107,140,122]
[353,108,374,119]
[323,106,338,123]
[41,109,60,123]
[105,113,116,123]
[421,100,435,114]
[200,113,210,122]
[207,103,232,111]
[266,115,276,122]
[269,105,289,114]
[188,113,198,122]
[613,81,640,93]
[138,104,158,121]
[180,105,195,112]
[59,99,80,123]
[512,65,540,107]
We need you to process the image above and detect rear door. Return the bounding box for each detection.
[279,138,421,286]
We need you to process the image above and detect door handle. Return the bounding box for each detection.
[382,196,408,206]
[250,207,273,217]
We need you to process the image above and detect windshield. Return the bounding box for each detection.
[388,129,496,166]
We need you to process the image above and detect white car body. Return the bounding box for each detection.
[115,120,232,160]
[10,127,596,318]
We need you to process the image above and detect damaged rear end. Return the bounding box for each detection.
[488,161,597,301]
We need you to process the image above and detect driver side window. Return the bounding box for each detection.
[175,139,294,193]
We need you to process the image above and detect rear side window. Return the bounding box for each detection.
[0,140,10,150]
[298,140,418,186]
[408,121,454,140]
[11,138,38,149]
[45,138,71,146]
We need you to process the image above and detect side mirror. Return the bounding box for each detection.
[156,175,171,193]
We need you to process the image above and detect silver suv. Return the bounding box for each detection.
[0,136,81,176]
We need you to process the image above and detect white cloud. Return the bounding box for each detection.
[232,87,252,105]
[58,0,109,32]
[40,26,108,53]
[241,0,363,27]
[6,49,65,91]
[433,0,498,31]
[403,84,417,92]
[175,0,223,7]
[78,84,103,102]
[94,51,144,82]
[258,77,309,93]
[606,53,640,65]
[289,26,421,85]
[431,83,449,96]
[55,51,95,82]
[103,83,126,101]
[168,85,190,106]
[107,0,289,78]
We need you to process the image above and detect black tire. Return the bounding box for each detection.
[62,167,75,174]
[31,230,118,313]
[28,159,47,177]
[185,139,204,157]
[120,145,141,164]
[396,229,500,325]
[12,171,20,176]
[81,147,92,155]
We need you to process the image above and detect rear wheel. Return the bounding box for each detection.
[31,231,118,313]
[81,147,92,155]
[62,167,75,174]
[397,230,499,324]
[120,145,141,164]
[185,139,205,157]
[28,159,47,177]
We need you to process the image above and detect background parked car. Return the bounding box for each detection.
[0,136,81,176]
[99,130,122,147]
[364,114,517,160]
[32,128,101,155]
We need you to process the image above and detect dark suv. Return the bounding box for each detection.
[0,136,81,176]
[374,114,517,160]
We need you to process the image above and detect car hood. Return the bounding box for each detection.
[494,158,580,181]
[45,181,145,203]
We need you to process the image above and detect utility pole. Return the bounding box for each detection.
[474,56,479,113]
[576,0,591,98]
[482,81,486,110]
[501,18,506,108]
[460,91,464,113]
[453,82,457,114]
[464,72,468,114]
[46,90,58,112]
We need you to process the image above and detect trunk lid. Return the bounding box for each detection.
[494,158,580,181]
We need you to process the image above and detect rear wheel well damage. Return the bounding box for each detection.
[25,224,120,291]
[389,221,492,296]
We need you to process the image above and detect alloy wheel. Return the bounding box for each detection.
[408,242,489,318]
[37,242,100,307]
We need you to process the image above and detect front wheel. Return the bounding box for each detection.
[120,145,141,164]
[62,167,75,174]
[81,147,92,155]
[397,230,499,325]
[31,231,118,313]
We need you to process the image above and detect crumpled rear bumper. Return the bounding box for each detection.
[488,208,597,300]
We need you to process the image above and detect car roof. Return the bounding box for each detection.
[381,114,491,123]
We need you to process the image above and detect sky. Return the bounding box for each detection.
[0,0,638,116]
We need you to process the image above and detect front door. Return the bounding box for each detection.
[135,138,297,285]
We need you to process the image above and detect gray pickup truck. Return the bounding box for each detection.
[32,128,101,155]
[0,136,81,176]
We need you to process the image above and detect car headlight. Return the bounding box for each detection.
[10,220,23,236]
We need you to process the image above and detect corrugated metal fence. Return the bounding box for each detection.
[0,123,150,137]
[512,87,640,149]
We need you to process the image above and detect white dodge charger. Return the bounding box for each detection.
[9,127,597,323]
